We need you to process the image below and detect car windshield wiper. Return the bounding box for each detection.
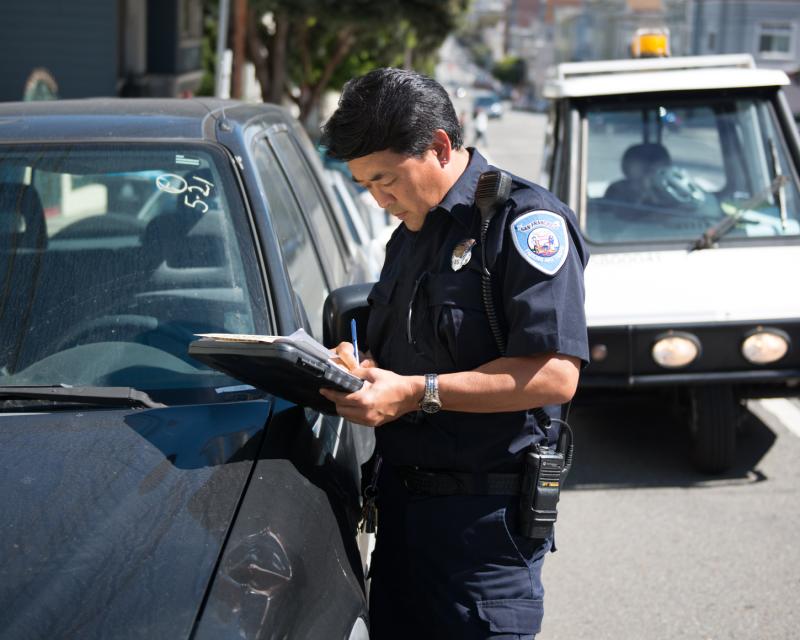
[0,385,165,409]
[691,174,789,251]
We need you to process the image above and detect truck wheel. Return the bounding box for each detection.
[689,385,736,473]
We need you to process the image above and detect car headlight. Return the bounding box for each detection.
[651,332,700,368]
[741,328,789,365]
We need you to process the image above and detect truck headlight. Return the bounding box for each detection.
[651,332,700,368]
[741,328,789,365]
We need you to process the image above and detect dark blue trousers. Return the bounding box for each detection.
[368,464,550,639]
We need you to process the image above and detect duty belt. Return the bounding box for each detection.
[398,467,522,496]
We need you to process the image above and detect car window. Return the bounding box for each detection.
[268,131,347,284]
[253,139,329,340]
[582,95,800,244]
[0,144,269,403]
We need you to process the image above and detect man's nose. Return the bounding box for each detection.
[370,186,395,209]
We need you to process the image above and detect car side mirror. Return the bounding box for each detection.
[323,282,374,350]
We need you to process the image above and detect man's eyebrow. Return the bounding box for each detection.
[352,172,385,184]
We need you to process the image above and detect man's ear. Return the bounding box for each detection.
[430,129,453,167]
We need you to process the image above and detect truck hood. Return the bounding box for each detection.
[585,244,800,327]
[0,400,270,639]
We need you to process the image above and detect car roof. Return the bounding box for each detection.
[0,98,291,143]
[544,54,790,99]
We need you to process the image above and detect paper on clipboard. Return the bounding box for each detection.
[195,328,333,362]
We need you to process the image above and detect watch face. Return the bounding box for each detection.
[420,400,441,414]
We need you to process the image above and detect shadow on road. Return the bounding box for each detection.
[563,394,776,490]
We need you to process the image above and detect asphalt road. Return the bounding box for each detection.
[541,397,800,640]
[454,97,547,182]
[478,104,800,640]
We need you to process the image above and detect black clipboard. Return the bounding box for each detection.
[189,337,363,414]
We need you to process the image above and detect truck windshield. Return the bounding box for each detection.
[0,145,269,405]
[582,94,800,245]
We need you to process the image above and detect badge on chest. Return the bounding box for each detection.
[451,238,476,271]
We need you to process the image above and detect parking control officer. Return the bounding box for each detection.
[320,68,589,639]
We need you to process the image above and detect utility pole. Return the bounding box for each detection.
[214,0,231,98]
[231,0,247,99]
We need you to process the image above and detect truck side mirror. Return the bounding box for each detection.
[323,282,374,350]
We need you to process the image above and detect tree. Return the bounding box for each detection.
[492,55,527,87]
[239,0,467,132]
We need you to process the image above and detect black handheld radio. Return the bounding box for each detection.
[475,169,574,540]
[518,420,574,539]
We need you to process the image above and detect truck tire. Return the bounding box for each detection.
[689,385,736,473]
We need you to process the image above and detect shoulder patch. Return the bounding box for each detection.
[510,210,569,275]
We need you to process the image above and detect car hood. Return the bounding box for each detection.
[0,400,271,639]
[585,244,800,326]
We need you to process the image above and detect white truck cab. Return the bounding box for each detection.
[543,54,800,472]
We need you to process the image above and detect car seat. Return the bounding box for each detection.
[0,183,48,371]
[0,182,47,250]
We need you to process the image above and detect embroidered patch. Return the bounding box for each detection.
[451,238,476,271]
[510,210,569,275]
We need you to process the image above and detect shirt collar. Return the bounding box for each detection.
[434,148,489,230]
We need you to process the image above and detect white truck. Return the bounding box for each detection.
[543,54,800,472]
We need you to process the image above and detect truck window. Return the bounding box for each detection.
[583,95,800,245]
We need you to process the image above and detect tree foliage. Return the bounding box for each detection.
[492,55,526,86]
[239,0,467,131]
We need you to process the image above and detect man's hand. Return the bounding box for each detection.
[320,367,423,428]
[330,341,376,371]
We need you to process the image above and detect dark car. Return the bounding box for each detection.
[472,93,504,119]
[0,99,373,639]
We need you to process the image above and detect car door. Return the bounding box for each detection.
[251,125,374,475]
[267,126,371,288]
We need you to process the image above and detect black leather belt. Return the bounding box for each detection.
[398,467,522,496]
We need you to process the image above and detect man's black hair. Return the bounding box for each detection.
[321,68,463,161]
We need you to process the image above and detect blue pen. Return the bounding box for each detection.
[350,318,360,367]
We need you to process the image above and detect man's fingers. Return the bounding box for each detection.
[332,341,359,371]
[319,386,364,407]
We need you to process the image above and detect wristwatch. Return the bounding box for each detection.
[419,373,442,414]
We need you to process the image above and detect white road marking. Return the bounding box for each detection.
[748,398,800,438]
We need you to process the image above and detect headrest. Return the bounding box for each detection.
[0,182,47,249]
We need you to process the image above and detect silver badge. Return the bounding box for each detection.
[451,238,476,271]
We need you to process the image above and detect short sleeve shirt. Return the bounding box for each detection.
[365,149,589,473]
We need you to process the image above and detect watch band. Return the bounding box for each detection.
[420,373,442,414]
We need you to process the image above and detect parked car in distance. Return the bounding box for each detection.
[0,98,373,639]
[472,92,504,119]
[325,167,392,280]
[543,54,800,473]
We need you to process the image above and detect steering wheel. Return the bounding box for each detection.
[646,167,707,209]
[54,314,160,352]
[54,314,196,354]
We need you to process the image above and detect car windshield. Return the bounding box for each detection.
[582,94,800,245]
[0,144,269,405]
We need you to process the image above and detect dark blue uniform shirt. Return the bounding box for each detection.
[366,149,589,473]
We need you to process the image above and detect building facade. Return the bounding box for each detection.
[0,0,204,102]
[499,0,799,113]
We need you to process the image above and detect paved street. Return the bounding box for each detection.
[484,106,800,640]
[453,96,547,183]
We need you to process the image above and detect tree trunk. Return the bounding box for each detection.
[298,27,355,127]
[230,0,247,99]
[245,7,270,102]
[267,10,289,105]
